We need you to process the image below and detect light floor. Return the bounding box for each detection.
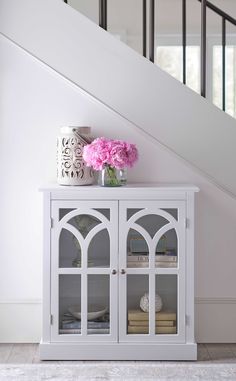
[0,344,236,363]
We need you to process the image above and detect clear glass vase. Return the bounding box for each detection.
[98,166,127,187]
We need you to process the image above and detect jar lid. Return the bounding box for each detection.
[60,126,91,134]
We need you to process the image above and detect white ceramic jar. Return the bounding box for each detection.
[57,126,94,186]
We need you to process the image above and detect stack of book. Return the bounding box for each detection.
[128,310,177,334]
[127,253,177,268]
[128,235,177,267]
[59,312,110,335]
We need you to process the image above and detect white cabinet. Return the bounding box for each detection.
[40,184,199,360]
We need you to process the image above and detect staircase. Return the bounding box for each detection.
[65,0,236,118]
[1,0,236,196]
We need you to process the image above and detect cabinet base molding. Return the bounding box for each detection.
[40,342,197,361]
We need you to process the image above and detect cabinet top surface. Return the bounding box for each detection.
[40,183,199,193]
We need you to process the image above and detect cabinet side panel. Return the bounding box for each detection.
[42,191,51,342]
[186,192,195,343]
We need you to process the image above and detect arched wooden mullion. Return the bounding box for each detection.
[130,223,153,254]
[58,208,110,229]
[152,222,178,249]
[127,208,177,227]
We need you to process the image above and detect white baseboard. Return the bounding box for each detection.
[0,300,42,343]
[195,297,236,343]
[0,298,236,343]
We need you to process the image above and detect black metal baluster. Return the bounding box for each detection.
[99,0,103,28]
[201,0,207,97]
[99,0,107,30]
[143,0,147,57]
[104,0,107,30]
[99,0,102,27]
[222,17,226,111]
[182,0,186,84]
[149,0,155,62]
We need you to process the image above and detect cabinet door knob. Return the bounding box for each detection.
[121,269,126,274]
[112,269,117,275]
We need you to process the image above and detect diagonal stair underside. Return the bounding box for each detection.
[1,0,236,196]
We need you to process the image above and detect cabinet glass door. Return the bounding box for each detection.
[51,201,118,342]
[119,201,186,342]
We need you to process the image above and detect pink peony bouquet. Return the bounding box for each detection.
[83,137,138,171]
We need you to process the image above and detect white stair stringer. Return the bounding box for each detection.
[1,0,236,196]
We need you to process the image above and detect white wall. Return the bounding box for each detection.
[2,0,236,198]
[1,34,236,343]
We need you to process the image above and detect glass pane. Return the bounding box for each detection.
[107,0,143,55]
[155,228,178,268]
[59,209,110,268]
[68,214,101,238]
[67,0,99,24]
[161,208,178,220]
[59,275,81,335]
[59,208,76,220]
[155,275,177,335]
[127,210,179,268]
[59,228,81,268]
[127,208,144,220]
[87,275,110,335]
[93,208,110,220]
[136,214,169,238]
[127,275,149,334]
[127,229,149,268]
[88,229,110,268]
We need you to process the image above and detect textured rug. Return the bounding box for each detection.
[1,363,236,381]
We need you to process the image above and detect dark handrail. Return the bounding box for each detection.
[197,0,236,26]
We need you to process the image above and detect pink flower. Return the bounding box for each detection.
[83,137,138,170]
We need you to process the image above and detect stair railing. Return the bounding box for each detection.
[63,0,236,114]
[196,0,236,107]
